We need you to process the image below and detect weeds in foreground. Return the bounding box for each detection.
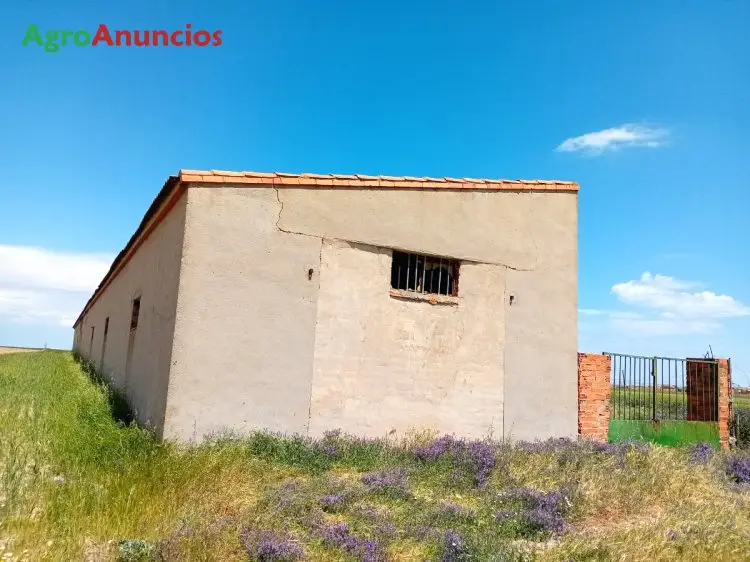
[1,351,749,561]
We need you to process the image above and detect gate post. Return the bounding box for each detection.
[686,357,731,450]
[578,353,611,442]
[652,357,657,421]
[718,358,731,450]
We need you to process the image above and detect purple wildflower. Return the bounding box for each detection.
[354,505,398,538]
[321,442,339,456]
[313,429,342,458]
[689,442,715,465]
[320,523,383,562]
[413,435,460,461]
[496,486,572,535]
[320,494,342,504]
[239,528,304,561]
[467,440,496,487]
[412,435,497,487]
[272,480,301,511]
[515,437,576,454]
[726,454,750,484]
[319,493,347,511]
[665,529,678,540]
[522,507,566,534]
[376,521,397,538]
[589,441,611,453]
[438,501,464,517]
[322,522,350,544]
[441,529,468,562]
[361,467,409,494]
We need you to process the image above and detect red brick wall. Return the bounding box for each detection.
[718,358,730,450]
[578,353,611,442]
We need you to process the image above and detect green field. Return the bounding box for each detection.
[610,387,693,421]
[2,351,750,561]
[735,394,750,410]
[609,388,750,417]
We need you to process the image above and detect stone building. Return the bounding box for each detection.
[73,169,579,442]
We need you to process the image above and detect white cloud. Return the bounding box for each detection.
[580,277,750,386]
[581,272,749,338]
[612,272,750,320]
[0,244,113,328]
[556,124,670,154]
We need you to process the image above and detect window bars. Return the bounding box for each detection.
[390,251,459,297]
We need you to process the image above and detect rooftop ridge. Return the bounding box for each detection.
[178,169,579,191]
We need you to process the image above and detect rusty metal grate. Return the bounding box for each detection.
[390,250,459,297]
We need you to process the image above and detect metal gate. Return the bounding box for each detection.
[604,353,721,446]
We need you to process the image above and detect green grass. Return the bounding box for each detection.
[735,394,750,410]
[608,420,720,447]
[1,351,750,561]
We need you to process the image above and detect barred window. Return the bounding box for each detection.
[130,297,141,331]
[390,251,459,297]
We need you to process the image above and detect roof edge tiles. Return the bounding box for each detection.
[178,169,580,192]
[73,169,579,328]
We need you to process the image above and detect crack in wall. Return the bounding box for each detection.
[273,186,538,272]
[271,189,327,437]
[274,187,323,240]
[305,236,324,436]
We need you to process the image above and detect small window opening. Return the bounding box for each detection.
[390,250,459,296]
[130,297,141,330]
[101,317,110,369]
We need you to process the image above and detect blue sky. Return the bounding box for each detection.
[1,1,748,384]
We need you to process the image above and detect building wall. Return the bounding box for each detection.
[308,240,506,439]
[168,184,578,442]
[74,194,187,435]
[277,187,578,441]
[502,193,579,441]
[162,187,323,441]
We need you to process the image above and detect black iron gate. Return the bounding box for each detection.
[605,353,719,423]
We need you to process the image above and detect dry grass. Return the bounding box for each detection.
[0,347,43,356]
[1,351,749,561]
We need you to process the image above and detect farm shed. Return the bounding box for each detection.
[72,170,580,442]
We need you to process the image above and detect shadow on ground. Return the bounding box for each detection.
[73,352,136,426]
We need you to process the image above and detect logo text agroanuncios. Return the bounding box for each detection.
[22,24,222,53]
